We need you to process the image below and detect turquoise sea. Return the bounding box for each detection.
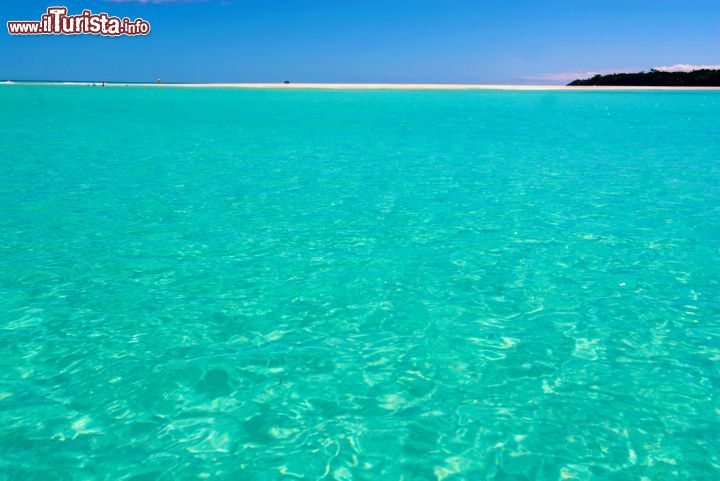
[1,86,719,480]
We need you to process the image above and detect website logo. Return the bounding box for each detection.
[7,7,151,36]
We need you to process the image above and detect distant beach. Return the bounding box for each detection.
[4,81,720,90]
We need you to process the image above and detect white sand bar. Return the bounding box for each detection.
[7,82,720,90]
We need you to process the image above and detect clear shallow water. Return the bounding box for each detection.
[1,86,719,480]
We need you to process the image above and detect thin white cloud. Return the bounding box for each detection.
[653,64,720,72]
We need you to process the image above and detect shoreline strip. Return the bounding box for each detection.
[3,81,720,91]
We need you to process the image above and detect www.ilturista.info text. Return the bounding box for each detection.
[7,7,151,36]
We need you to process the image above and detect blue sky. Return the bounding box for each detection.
[2,0,719,84]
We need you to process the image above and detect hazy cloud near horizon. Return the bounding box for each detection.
[523,70,635,81]
[526,64,720,82]
[653,64,720,72]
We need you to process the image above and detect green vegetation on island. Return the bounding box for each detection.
[568,69,720,86]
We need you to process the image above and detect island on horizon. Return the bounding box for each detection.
[568,68,720,86]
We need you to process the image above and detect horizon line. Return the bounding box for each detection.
[4,81,720,91]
